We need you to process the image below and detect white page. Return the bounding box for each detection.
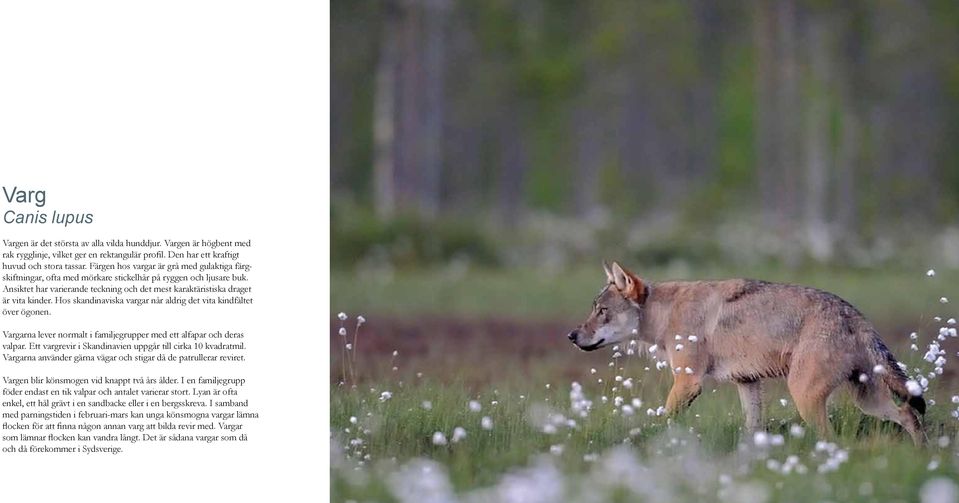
[0,2,328,501]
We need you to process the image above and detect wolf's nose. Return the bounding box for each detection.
[567,331,578,341]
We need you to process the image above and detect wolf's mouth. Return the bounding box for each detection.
[577,338,605,352]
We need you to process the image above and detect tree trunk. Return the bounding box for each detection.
[373,1,401,218]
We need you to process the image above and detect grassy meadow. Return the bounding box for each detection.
[331,265,959,502]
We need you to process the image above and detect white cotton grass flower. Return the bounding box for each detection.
[421,400,432,410]
[789,424,805,437]
[623,378,634,389]
[345,343,352,350]
[356,315,366,324]
[858,373,869,383]
[920,478,959,503]
[451,427,467,443]
[392,350,399,356]
[337,312,347,321]
[379,391,393,401]
[950,318,957,325]
[779,398,789,407]
[621,405,635,416]
[927,269,937,277]
[431,431,447,445]
[906,380,923,396]
[631,398,642,408]
[550,444,564,456]
[481,416,493,430]
[675,335,683,341]
[648,344,658,353]
[941,297,950,304]
[753,431,770,447]
[675,344,684,351]
[349,416,357,424]
[910,332,919,340]
[338,327,347,336]
[688,335,698,342]
[873,364,887,375]
[469,400,482,412]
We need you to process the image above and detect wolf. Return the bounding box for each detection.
[567,261,926,445]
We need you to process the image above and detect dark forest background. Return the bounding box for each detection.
[332,0,959,271]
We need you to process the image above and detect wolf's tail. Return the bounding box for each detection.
[869,333,926,415]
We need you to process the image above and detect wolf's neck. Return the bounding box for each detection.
[639,282,674,344]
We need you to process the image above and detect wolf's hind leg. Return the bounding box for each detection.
[852,383,925,446]
[736,380,763,434]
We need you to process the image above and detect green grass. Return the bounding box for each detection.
[332,369,959,502]
[331,264,959,501]
[332,264,958,325]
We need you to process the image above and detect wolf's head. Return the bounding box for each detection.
[567,261,648,351]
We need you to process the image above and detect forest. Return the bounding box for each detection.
[332,0,959,270]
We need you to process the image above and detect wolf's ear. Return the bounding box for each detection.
[611,262,646,302]
[603,261,615,284]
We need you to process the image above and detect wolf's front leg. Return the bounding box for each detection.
[736,380,763,433]
[665,375,702,416]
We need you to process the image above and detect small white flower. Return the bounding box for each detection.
[941,297,950,304]
[927,269,936,277]
[622,405,635,416]
[631,328,638,335]
[858,373,869,383]
[950,318,957,325]
[481,416,493,430]
[648,344,658,353]
[675,344,684,351]
[753,431,770,447]
[655,406,666,416]
[469,400,482,412]
[789,424,805,437]
[873,364,886,375]
[623,378,634,389]
[910,332,919,340]
[675,335,683,341]
[770,434,785,446]
[349,416,357,424]
[543,424,557,434]
[379,391,392,401]
[615,375,623,382]
[590,368,596,374]
[780,398,788,407]
[421,400,432,410]
[906,380,923,396]
[431,432,447,445]
[612,352,622,359]
[338,328,347,336]
[614,396,624,406]
[392,350,399,356]
[357,315,366,324]
[545,383,551,389]
[632,398,642,408]
[337,312,347,321]
[452,427,467,443]
[550,444,564,455]
[688,335,698,342]
[646,408,656,416]
[345,343,352,350]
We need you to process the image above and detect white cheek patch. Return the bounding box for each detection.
[594,324,617,342]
